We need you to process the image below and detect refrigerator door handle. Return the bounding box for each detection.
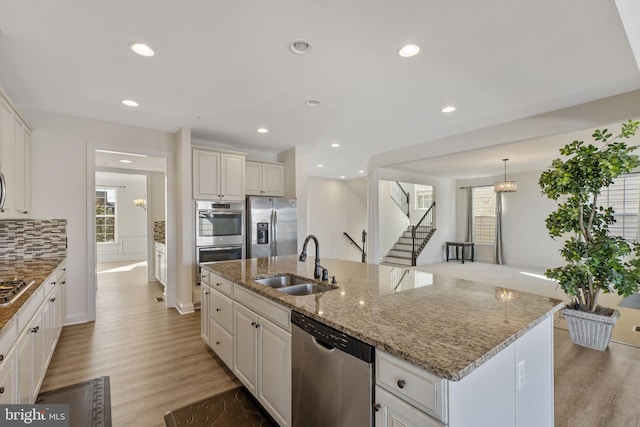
[272,209,278,256]
[0,172,5,210]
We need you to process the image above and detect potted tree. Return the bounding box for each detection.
[539,119,640,351]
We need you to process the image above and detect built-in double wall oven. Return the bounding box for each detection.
[195,201,244,267]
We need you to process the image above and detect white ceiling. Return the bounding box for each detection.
[1,1,640,180]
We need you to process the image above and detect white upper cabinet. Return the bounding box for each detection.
[245,161,284,197]
[192,149,245,201]
[0,87,32,218]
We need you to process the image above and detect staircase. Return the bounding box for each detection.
[384,201,436,266]
[384,226,418,265]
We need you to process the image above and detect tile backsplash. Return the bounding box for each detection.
[154,220,165,243]
[0,219,67,260]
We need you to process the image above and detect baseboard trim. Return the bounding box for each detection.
[175,302,195,315]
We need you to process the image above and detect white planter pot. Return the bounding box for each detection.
[562,307,620,351]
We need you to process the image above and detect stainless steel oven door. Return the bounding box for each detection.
[196,201,244,247]
[197,245,244,264]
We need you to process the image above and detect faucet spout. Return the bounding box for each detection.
[299,235,324,279]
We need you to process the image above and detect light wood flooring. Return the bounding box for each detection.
[40,260,240,427]
[40,260,640,426]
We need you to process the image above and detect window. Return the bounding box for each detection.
[96,188,116,243]
[415,185,433,210]
[601,174,640,241]
[473,186,496,244]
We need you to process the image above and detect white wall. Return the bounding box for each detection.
[28,109,176,325]
[307,177,367,262]
[95,171,147,262]
[456,171,564,269]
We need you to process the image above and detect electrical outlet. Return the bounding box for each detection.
[517,360,526,390]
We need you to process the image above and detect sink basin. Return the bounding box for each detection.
[253,274,335,296]
[277,283,333,296]
[254,275,309,289]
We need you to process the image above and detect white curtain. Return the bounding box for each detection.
[495,192,504,264]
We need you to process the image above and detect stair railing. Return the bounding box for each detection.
[390,267,411,291]
[343,230,367,262]
[411,201,436,265]
[391,181,410,219]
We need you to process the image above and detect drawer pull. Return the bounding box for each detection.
[216,341,221,345]
[397,379,406,389]
[31,326,40,333]
[216,283,222,287]
[373,403,381,412]
[204,291,209,295]
[254,323,260,329]
[0,386,4,394]
[216,308,221,312]
[50,297,56,302]
[0,354,3,362]
[251,322,257,327]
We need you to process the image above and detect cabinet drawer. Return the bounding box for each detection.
[210,290,233,333]
[0,349,16,404]
[375,386,445,427]
[234,286,290,331]
[17,286,44,331]
[199,270,210,285]
[376,351,447,423]
[209,273,233,297]
[0,319,17,364]
[209,319,233,369]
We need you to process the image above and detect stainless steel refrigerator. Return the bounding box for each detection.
[246,196,298,258]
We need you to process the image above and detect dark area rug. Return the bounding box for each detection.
[36,376,111,427]
[619,293,640,310]
[164,386,277,427]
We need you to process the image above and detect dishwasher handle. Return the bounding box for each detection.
[312,336,336,352]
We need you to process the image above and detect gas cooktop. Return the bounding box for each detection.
[0,278,35,306]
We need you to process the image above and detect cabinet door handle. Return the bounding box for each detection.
[216,341,221,345]
[254,323,260,329]
[204,291,209,295]
[397,379,406,389]
[216,308,221,312]
[0,386,4,394]
[251,322,257,327]
[31,326,39,333]
[0,354,3,362]
[61,281,66,285]
[216,283,222,287]
[50,297,56,302]
[373,403,381,412]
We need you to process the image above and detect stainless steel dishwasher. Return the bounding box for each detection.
[291,311,374,427]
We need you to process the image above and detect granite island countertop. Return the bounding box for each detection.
[0,257,66,333]
[201,256,563,381]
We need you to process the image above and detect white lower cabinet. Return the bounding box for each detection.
[375,386,444,427]
[0,348,16,404]
[374,316,554,427]
[200,270,291,427]
[9,261,67,404]
[233,301,291,427]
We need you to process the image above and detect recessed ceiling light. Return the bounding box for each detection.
[129,42,155,57]
[306,100,320,106]
[290,40,311,55]
[121,99,139,107]
[316,164,324,168]
[340,175,346,179]
[398,44,420,58]
[119,159,132,163]
[358,170,365,174]
[331,143,340,148]
[96,149,148,158]
[442,106,456,113]
[257,128,269,134]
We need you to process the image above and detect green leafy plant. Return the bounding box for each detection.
[539,119,640,313]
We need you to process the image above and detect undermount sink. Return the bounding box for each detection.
[253,275,334,296]
[254,275,309,289]
[278,283,333,296]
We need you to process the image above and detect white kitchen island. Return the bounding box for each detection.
[201,256,562,427]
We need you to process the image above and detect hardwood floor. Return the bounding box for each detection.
[40,260,239,427]
[40,260,640,426]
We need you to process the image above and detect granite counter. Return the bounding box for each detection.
[0,257,66,334]
[201,256,563,381]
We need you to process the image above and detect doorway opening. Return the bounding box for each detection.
[92,149,168,313]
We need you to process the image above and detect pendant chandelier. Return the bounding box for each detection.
[494,158,517,193]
